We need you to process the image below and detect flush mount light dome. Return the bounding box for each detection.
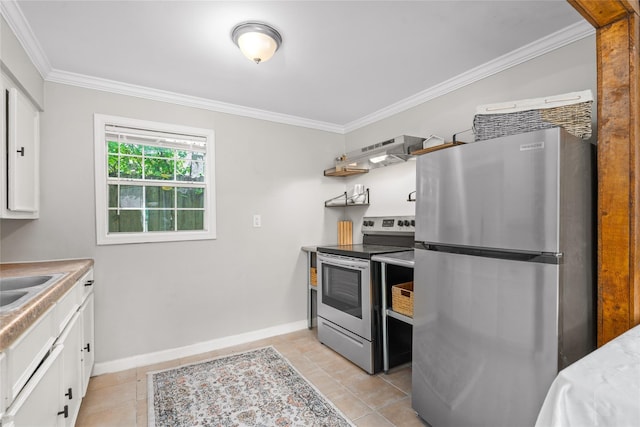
[232,21,282,64]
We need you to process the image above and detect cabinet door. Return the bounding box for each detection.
[0,352,6,418]
[3,346,63,427]
[80,293,95,396]
[58,312,82,427]
[6,87,39,213]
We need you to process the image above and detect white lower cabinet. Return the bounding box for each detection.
[3,346,63,427]
[58,312,83,426]
[79,293,94,396]
[0,268,95,426]
[0,352,6,420]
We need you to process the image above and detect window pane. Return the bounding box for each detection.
[177,210,204,230]
[144,145,174,158]
[109,210,143,232]
[108,185,118,208]
[176,160,204,182]
[147,210,175,231]
[119,185,143,208]
[119,156,143,179]
[177,188,204,208]
[146,186,175,208]
[120,143,142,155]
[144,158,175,180]
[108,155,119,177]
[107,141,119,154]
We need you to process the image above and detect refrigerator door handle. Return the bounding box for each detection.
[415,242,563,264]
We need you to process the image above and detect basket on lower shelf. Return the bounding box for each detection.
[391,281,414,317]
[310,267,317,286]
[473,90,593,141]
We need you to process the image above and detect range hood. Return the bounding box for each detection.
[335,135,426,172]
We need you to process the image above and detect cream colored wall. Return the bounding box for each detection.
[0,15,44,109]
[342,35,596,238]
[0,82,345,362]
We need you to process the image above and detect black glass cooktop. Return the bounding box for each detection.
[317,244,412,259]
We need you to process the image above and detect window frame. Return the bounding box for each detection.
[94,114,216,245]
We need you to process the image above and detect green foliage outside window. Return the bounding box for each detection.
[107,140,205,233]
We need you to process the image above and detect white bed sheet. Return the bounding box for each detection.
[536,324,640,427]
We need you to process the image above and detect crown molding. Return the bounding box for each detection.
[0,0,52,77]
[3,0,594,135]
[343,20,595,133]
[46,69,344,133]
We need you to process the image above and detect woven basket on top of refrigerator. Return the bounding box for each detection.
[472,90,593,141]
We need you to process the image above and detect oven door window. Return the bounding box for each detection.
[321,263,362,319]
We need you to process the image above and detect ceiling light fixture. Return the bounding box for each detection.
[231,21,282,64]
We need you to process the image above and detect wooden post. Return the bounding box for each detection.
[568,0,640,346]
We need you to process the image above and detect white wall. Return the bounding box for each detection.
[0,34,596,367]
[0,15,44,109]
[0,82,345,363]
[341,35,596,238]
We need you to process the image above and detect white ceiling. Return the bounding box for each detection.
[4,1,591,133]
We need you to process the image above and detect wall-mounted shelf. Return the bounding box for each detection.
[324,167,368,177]
[325,189,370,207]
[410,141,465,156]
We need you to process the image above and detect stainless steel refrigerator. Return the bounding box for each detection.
[412,128,595,427]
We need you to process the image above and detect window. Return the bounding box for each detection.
[94,114,215,244]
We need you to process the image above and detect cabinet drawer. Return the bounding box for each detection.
[6,305,56,401]
[55,281,81,335]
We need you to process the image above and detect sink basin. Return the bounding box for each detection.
[0,275,57,291]
[0,291,29,307]
[0,273,65,313]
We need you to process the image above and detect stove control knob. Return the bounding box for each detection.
[402,220,409,226]
[411,220,415,227]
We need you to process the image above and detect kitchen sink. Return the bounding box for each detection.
[0,273,65,313]
[0,291,29,307]
[0,275,57,291]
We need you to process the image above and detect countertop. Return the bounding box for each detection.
[0,259,94,351]
[371,250,415,267]
[301,246,317,253]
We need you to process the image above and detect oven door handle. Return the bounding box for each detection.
[318,254,368,270]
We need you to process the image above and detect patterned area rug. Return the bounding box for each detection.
[148,346,354,426]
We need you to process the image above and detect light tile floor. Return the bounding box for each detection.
[76,328,428,426]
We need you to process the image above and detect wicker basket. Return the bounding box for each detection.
[473,90,593,141]
[391,282,414,317]
[310,267,317,286]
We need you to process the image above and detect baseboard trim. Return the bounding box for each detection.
[92,320,308,376]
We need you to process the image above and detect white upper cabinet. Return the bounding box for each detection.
[1,73,40,219]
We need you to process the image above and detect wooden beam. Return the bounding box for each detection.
[569,0,640,346]
[569,0,629,27]
[630,12,640,330]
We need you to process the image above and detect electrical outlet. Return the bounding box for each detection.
[253,214,262,227]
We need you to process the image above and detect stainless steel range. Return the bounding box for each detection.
[316,216,414,374]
